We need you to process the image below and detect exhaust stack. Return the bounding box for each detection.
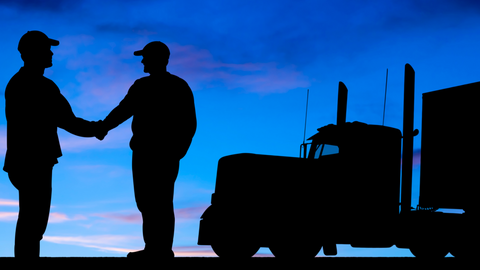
[401,64,415,214]
[337,81,348,125]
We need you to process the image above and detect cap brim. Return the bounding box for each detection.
[49,38,60,46]
[133,50,143,56]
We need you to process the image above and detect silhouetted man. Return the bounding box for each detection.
[3,30,101,258]
[97,41,197,259]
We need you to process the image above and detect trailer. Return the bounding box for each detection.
[197,64,477,258]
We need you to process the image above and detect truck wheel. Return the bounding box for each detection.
[211,243,260,259]
[409,244,449,258]
[269,244,321,259]
[450,245,474,258]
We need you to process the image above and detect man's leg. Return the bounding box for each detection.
[131,151,179,257]
[9,166,53,258]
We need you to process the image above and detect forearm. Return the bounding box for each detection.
[103,105,133,131]
[59,117,98,137]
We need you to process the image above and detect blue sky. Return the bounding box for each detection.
[0,0,478,257]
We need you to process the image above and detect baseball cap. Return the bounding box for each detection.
[133,41,170,59]
[18,30,59,53]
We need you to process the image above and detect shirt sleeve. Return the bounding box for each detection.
[173,79,197,159]
[102,82,136,131]
[55,85,97,137]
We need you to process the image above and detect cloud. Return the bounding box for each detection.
[0,123,131,156]
[91,204,209,225]
[175,205,209,220]
[0,198,18,207]
[42,235,247,257]
[0,209,87,223]
[91,212,142,224]
[66,164,132,179]
[53,36,310,116]
[58,124,132,152]
[172,245,217,257]
[0,126,5,156]
[58,37,147,114]
[42,234,140,254]
[167,43,311,94]
[0,212,18,221]
[0,0,80,12]
[0,199,19,222]
[48,212,88,223]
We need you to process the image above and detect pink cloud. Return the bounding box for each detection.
[0,126,6,156]
[43,234,140,254]
[91,204,210,225]
[0,198,19,207]
[0,199,19,222]
[168,43,311,94]
[55,38,311,117]
[92,212,142,224]
[0,123,131,155]
[175,205,209,220]
[48,212,87,223]
[0,212,18,221]
[172,245,217,257]
[0,210,87,223]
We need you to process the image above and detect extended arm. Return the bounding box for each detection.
[56,94,99,137]
[95,84,137,139]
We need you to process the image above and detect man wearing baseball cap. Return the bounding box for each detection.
[97,41,197,259]
[4,30,102,258]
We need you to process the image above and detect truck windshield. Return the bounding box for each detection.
[314,144,339,159]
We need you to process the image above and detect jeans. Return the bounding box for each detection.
[132,151,179,255]
[8,166,53,258]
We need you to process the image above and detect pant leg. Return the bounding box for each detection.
[8,166,53,258]
[132,151,179,254]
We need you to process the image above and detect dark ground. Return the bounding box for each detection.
[0,257,467,269]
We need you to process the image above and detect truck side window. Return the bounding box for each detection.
[322,144,339,156]
[314,144,339,159]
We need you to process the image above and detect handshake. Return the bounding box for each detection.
[93,120,109,141]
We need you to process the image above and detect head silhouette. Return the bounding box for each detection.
[134,41,170,74]
[18,31,59,69]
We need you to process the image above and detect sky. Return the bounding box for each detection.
[0,0,478,257]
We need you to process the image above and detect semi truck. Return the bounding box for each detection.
[197,64,476,258]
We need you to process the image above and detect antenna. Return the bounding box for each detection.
[382,68,389,126]
[303,89,310,144]
[299,89,310,158]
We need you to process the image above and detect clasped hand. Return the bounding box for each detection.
[93,120,108,140]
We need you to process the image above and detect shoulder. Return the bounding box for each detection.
[166,73,192,93]
[44,76,60,91]
[128,76,150,92]
[132,76,150,86]
[167,73,188,85]
[5,71,60,97]
[134,76,150,83]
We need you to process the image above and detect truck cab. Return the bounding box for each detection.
[198,121,403,257]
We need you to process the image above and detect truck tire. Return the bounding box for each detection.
[269,244,322,259]
[211,243,260,259]
[409,244,449,258]
[450,245,474,259]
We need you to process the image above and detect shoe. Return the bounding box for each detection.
[127,249,149,259]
